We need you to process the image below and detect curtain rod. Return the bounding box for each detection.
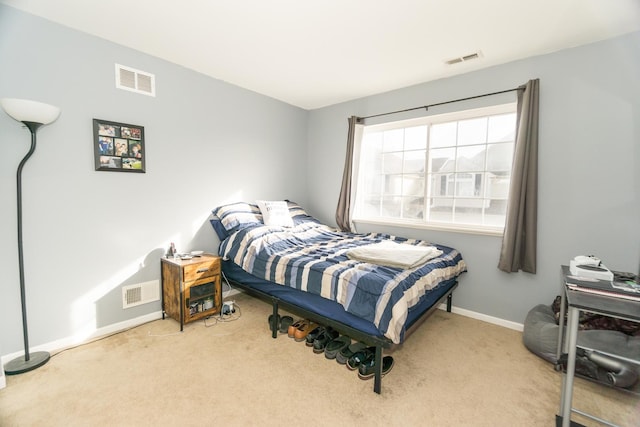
[357,86,524,122]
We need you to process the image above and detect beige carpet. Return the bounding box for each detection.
[1,293,638,427]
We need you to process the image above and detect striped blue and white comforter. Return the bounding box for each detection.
[220,221,466,343]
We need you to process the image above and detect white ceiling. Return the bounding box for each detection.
[2,0,640,110]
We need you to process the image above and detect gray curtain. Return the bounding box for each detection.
[498,79,540,273]
[335,116,359,232]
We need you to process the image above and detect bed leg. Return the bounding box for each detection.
[373,345,383,394]
[446,293,453,312]
[271,300,279,339]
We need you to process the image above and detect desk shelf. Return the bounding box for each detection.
[557,265,640,427]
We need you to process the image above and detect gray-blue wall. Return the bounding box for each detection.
[1,3,639,356]
[306,31,640,324]
[0,5,308,354]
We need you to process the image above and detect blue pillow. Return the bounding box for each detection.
[211,202,263,234]
[210,217,229,240]
[285,200,320,225]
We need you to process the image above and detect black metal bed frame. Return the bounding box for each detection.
[228,278,458,394]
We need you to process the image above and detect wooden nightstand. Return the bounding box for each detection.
[161,254,222,331]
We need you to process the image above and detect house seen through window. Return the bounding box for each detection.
[353,103,517,234]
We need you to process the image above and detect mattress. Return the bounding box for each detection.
[222,259,460,341]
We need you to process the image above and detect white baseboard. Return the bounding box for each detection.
[1,291,240,368]
[1,296,523,375]
[1,311,163,367]
[222,287,242,300]
[439,303,524,331]
[225,286,524,331]
[225,285,525,331]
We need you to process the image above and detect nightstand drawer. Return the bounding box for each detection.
[183,259,220,282]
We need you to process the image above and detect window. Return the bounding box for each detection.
[353,103,517,234]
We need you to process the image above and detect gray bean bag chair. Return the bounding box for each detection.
[523,304,640,389]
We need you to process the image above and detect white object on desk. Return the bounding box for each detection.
[569,260,613,281]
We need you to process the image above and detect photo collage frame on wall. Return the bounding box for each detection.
[93,118,145,173]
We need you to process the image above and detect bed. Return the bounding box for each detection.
[211,200,467,393]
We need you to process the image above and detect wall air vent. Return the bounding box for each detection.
[445,51,482,65]
[115,64,156,97]
[122,280,160,309]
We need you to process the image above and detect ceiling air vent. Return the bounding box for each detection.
[115,63,156,97]
[445,51,482,66]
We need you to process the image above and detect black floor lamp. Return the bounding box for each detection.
[1,98,60,375]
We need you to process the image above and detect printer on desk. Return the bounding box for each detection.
[569,255,614,281]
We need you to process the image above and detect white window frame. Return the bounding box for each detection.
[352,103,517,236]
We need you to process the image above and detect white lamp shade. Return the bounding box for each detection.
[1,98,60,125]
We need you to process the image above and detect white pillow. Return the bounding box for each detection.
[256,200,294,227]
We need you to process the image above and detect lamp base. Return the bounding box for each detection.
[4,351,50,375]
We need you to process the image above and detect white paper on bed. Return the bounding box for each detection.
[346,241,443,269]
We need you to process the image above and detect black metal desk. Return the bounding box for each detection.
[557,265,640,427]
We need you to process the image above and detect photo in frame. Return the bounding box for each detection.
[93,119,145,172]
